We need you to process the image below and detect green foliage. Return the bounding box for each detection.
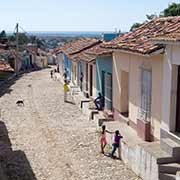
[0,30,8,43]
[130,23,143,31]
[146,14,158,20]
[18,33,30,45]
[7,33,29,45]
[8,35,16,42]
[130,3,180,31]
[0,30,6,39]
[37,39,45,48]
[161,3,180,17]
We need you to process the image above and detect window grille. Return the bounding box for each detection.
[138,68,152,121]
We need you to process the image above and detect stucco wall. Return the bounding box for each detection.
[162,45,180,134]
[57,53,64,74]
[35,56,48,68]
[113,52,130,112]
[72,61,78,85]
[113,51,163,139]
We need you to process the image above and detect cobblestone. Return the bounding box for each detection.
[0,68,141,180]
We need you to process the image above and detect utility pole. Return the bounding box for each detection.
[15,23,19,75]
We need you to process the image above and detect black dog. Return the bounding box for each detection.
[16,100,24,106]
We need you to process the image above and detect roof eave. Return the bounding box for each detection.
[152,40,180,46]
[87,52,112,57]
[104,47,164,57]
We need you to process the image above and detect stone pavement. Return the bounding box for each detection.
[0,68,141,180]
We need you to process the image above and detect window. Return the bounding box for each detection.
[138,68,152,121]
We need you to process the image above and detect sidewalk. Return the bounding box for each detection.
[57,73,174,180]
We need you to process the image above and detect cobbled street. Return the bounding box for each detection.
[0,68,140,180]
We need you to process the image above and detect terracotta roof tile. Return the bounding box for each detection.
[70,52,95,63]
[85,42,112,56]
[0,60,14,72]
[151,32,180,42]
[103,16,180,55]
[61,38,100,55]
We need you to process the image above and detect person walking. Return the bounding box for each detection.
[111,130,123,159]
[100,125,113,154]
[57,64,60,73]
[50,70,53,79]
[63,68,68,81]
[80,72,84,91]
[64,80,69,102]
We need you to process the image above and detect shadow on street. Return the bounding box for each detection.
[0,121,37,180]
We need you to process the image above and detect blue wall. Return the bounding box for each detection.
[103,33,120,42]
[96,56,112,94]
[63,54,72,80]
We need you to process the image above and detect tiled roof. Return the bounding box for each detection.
[151,32,180,42]
[103,16,180,55]
[85,42,112,56]
[54,47,62,55]
[61,38,100,55]
[0,60,14,72]
[70,51,95,63]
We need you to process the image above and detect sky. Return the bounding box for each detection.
[0,0,180,32]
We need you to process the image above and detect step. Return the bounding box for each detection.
[159,163,180,174]
[159,173,176,180]
[161,138,180,159]
[157,156,178,164]
[89,110,99,120]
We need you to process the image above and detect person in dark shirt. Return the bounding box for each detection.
[111,130,123,159]
[80,72,84,91]
[94,93,104,110]
[63,68,68,81]
[50,70,53,78]
[57,64,60,73]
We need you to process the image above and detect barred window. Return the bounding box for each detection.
[139,68,152,121]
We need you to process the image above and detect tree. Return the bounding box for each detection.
[8,34,16,42]
[146,14,158,20]
[0,30,8,43]
[161,3,180,17]
[37,39,45,48]
[129,3,180,31]
[18,33,30,45]
[130,23,143,31]
[0,30,6,38]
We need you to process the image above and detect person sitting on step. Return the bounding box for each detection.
[94,93,104,111]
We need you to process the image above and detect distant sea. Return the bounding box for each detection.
[26,31,111,38]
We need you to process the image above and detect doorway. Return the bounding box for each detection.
[90,65,93,96]
[121,71,129,117]
[102,71,112,110]
[176,66,180,133]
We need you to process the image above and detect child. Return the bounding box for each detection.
[50,70,53,78]
[111,130,123,159]
[63,80,69,102]
[100,125,113,154]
